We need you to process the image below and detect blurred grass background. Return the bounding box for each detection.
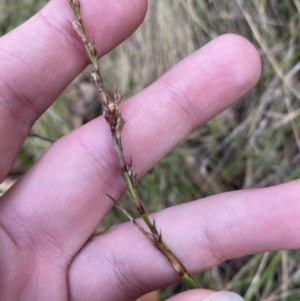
[1,0,300,300]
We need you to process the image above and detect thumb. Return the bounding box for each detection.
[165,290,245,301]
[202,292,245,301]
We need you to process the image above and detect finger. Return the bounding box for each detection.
[0,0,147,181]
[166,290,245,301]
[68,180,300,301]
[0,34,261,258]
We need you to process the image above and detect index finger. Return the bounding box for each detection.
[0,0,147,181]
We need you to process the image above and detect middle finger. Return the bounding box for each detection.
[0,34,260,259]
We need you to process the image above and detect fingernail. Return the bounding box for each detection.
[203,291,245,301]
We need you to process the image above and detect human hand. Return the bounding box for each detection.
[1,1,297,300]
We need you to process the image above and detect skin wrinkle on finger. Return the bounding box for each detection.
[0,34,261,259]
[68,180,300,301]
[0,0,148,181]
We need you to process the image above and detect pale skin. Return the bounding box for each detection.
[0,0,299,300]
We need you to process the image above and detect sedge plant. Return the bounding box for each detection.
[68,0,200,290]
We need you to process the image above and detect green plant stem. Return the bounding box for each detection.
[70,3,79,19]
[118,142,200,289]
[182,274,200,289]
[69,0,200,290]
[123,172,160,238]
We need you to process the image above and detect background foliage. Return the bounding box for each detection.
[1,1,300,300]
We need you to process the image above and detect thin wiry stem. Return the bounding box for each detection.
[68,0,200,289]
[69,0,103,83]
[28,132,54,143]
[107,194,200,288]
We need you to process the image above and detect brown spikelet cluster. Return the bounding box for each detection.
[68,0,200,289]
[106,195,192,279]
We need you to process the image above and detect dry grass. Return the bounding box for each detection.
[2,0,300,300]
